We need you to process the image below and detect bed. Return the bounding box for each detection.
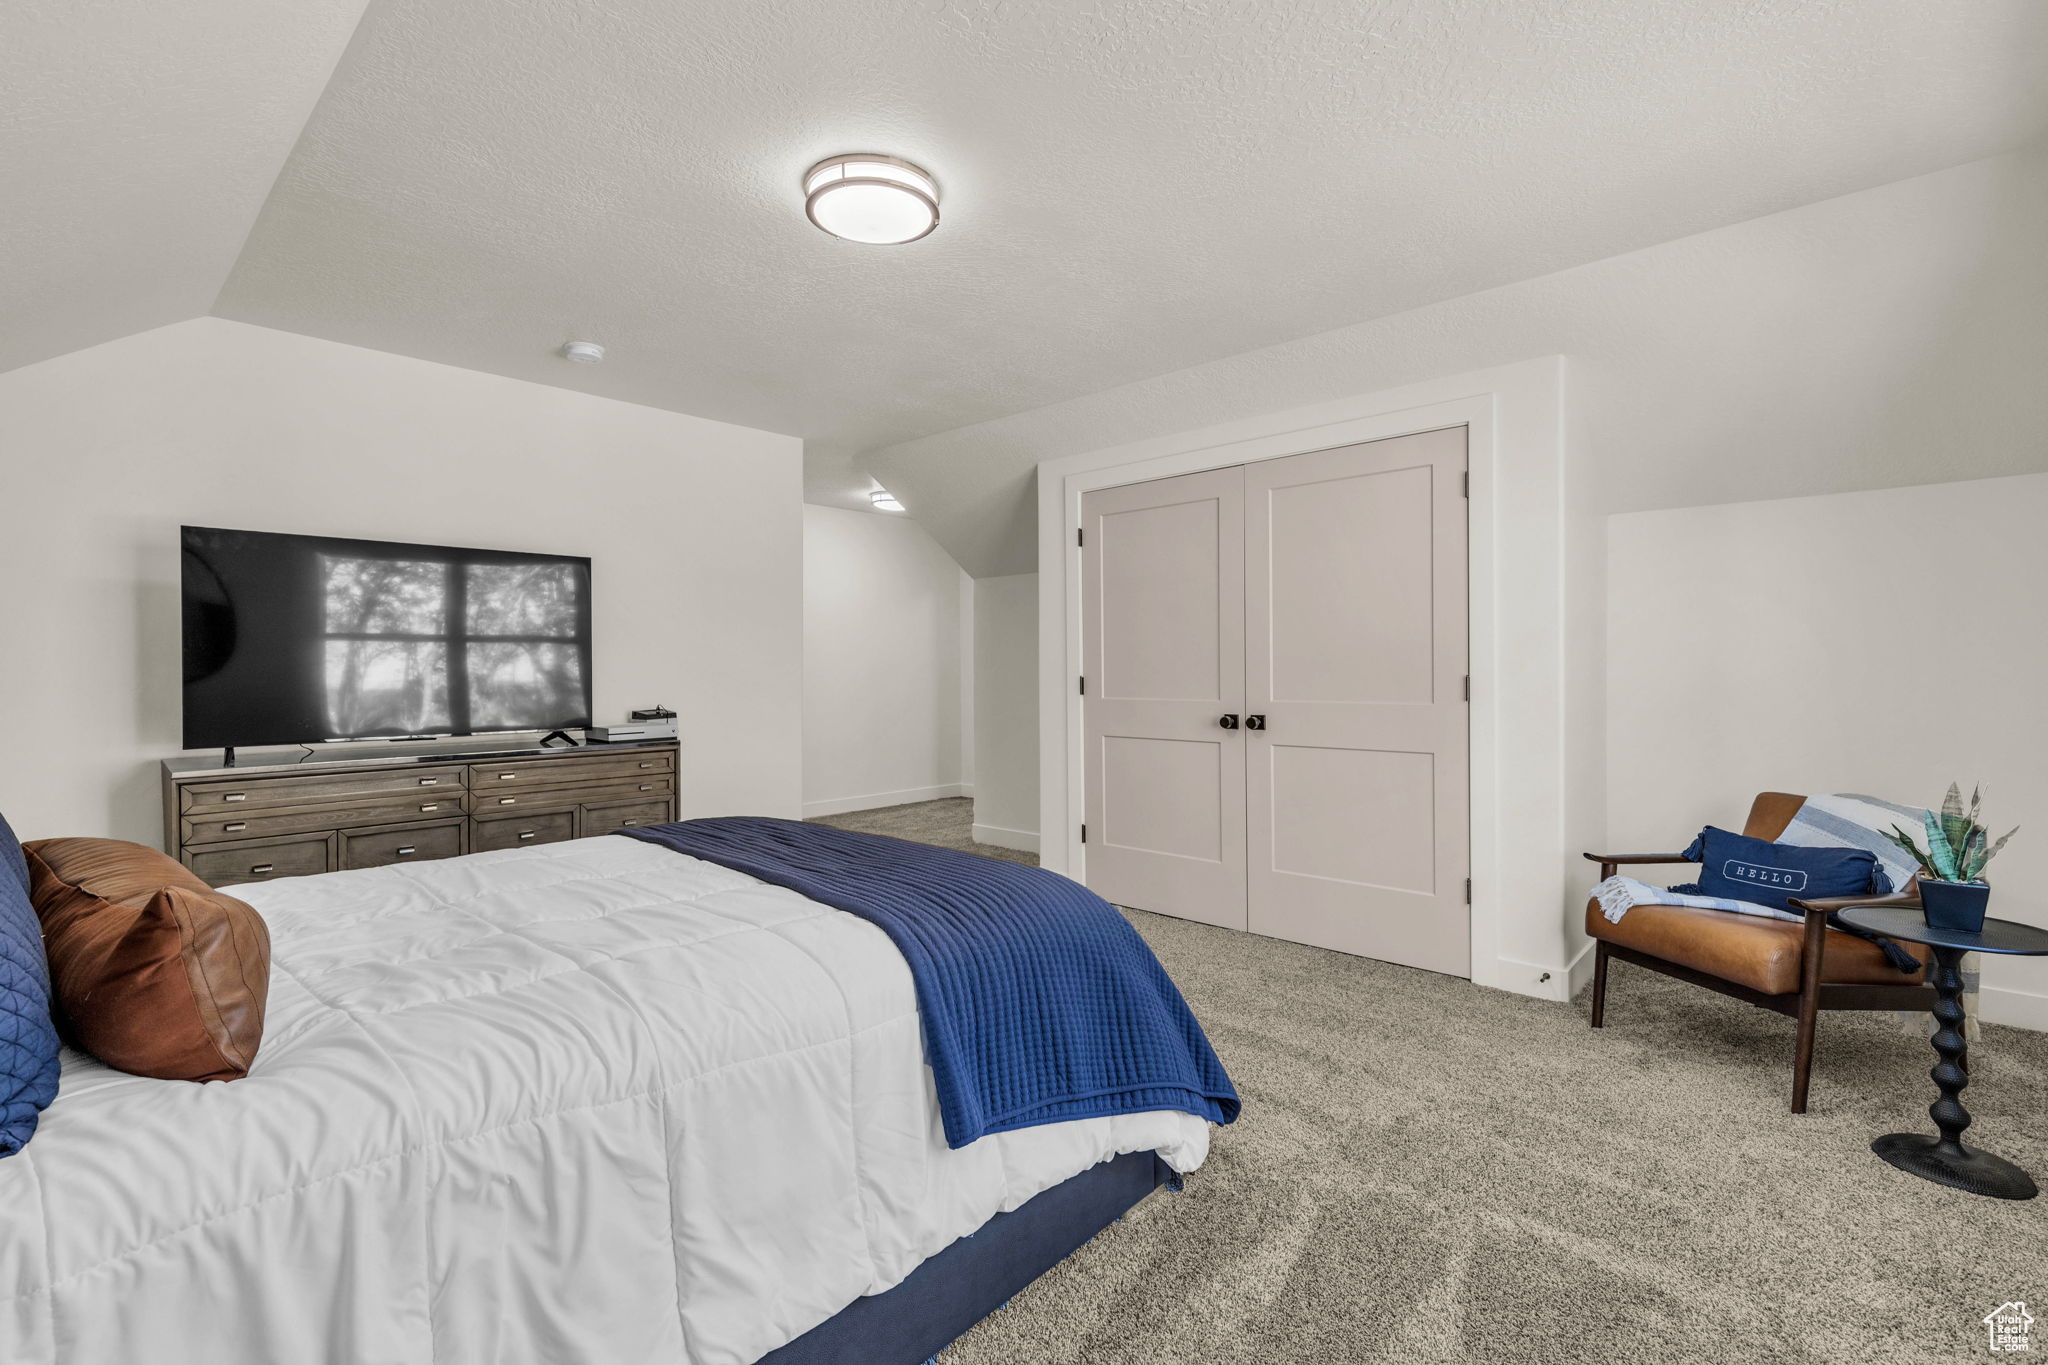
[0,826,1229,1364]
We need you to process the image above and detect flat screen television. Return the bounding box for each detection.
[181,526,593,751]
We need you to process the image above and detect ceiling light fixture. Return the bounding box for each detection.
[804,155,939,245]
[870,489,907,512]
[561,340,606,364]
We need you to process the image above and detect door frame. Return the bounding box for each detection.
[1037,357,1576,999]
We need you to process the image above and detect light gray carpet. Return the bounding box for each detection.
[812,799,2048,1364]
[810,796,1039,865]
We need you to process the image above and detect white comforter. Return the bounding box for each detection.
[0,835,1210,1365]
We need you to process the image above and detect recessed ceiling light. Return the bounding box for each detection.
[562,340,606,364]
[804,155,939,245]
[871,489,907,512]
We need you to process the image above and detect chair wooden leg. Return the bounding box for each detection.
[1590,941,1610,1028]
[1790,911,1829,1114]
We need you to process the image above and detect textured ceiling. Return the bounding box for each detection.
[0,0,369,375]
[10,0,2048,563]
[207,0,2048,520]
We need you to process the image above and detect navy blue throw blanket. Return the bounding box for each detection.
[624,818,1238,1149]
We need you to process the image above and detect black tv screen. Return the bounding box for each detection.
[181,526,593,750]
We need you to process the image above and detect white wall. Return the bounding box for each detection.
[970,574,1039,852]
[801,505,972,817]
[1608,473,2048,1030]
[0,317,805,845]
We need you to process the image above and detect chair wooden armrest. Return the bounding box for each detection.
[1784,891,1922,916]
[1582,851,1697,878]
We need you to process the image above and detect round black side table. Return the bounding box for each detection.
[1838,903,2048,1200]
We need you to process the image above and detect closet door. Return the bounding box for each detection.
[1244,428,1470,975]
[1080,467,1247,929]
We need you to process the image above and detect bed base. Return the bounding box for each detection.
[757,1149,1172,1365]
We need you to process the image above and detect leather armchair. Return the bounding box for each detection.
[1583,792,1933,1113]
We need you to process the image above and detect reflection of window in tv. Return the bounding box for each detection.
[468,562,581,637]
[319,556,584,737]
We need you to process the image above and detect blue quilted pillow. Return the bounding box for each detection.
[0,809,61,1157]
[1677,825,1891,913]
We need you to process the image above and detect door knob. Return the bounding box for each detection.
[1218,714,1240,730]
[1245,714,1267,730]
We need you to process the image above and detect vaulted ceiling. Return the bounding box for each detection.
[7,0,2048,568]
[2,0,370,373]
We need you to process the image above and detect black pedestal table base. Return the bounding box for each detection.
[1871,1132,2038,1200]
[1862,938,2039,1200]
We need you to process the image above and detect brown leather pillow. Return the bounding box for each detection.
[24,838,270,1082]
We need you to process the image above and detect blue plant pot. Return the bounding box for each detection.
[1920,879,1991,933]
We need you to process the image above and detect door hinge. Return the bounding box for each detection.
[1078,675,1085,695]
[1462,471,1470,498]
[1080,824,1088,844]
[1465,877,1472,904]
[1077,527,1084,547]
[1462,674,1470,701]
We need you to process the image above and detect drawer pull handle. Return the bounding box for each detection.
[224,793,247,803]
[396,846,417,857]
[517,831,536,841]
[419,777,440,786]
[250,863,274,875]
[498,796,516,805]
[224,822,247,833]
[639,784,653,791]
[420,803,440,812]
[621,820,639,827]
[639,761,655,769]
[497,773,517,780]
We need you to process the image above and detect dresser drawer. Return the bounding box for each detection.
[582,798,673,836]
[468,751,675,794]
[340,818,467,871]
[184,794,466,846]
[186,834,336,887]
[470,810,577,852]
[183,764,466,814]
[474,774,674,815]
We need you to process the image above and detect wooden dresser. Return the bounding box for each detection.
[162,739,680,888]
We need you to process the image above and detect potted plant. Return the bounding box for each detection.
[1882,784,2017,933]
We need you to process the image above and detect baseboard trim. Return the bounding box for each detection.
[971,823,1040,854]
[1565,937,1598,1000]
[1980,984,2048,1033]
[802,784,970,819]
[1480,948,1585,1003]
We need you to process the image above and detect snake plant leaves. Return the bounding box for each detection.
[1985,824,2019,868]
[1883,823,1937,877]
[1882,792,2012,883]
[1960,827,1988,881]
[1939,782,1972,854]
[1922,807,1960,881]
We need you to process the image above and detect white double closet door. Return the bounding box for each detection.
[1080,426,1470,977]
